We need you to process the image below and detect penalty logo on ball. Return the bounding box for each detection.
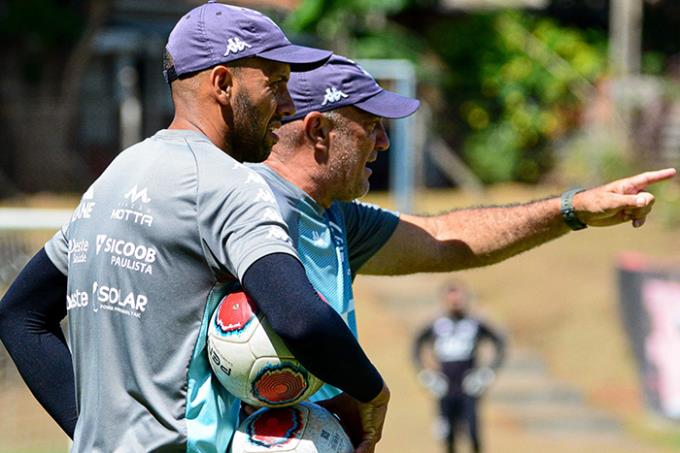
[252,364,310,406]
[246,407,304,448]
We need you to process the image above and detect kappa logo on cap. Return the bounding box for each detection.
[321,87,349,106]
[224,37,252,56]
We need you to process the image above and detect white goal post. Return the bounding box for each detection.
[0,208,71,290]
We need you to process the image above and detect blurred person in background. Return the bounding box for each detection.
[413,281,506,453]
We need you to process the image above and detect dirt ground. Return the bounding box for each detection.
[354,186,680,452]
[355,273,678,453]
[2,187,680,452]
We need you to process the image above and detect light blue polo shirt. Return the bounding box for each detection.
[250,163,400,401]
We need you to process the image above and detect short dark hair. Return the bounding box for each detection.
[441,280,469,297]
[163,48,174,73]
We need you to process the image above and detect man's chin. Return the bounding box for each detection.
[349,183,370,201]
[359,181,370,198]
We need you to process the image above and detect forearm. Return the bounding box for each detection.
[490,346,506,370]
[0,249,78,438]
[242,253,383,403]
[429,197,570,269]
[489,336,507,370]
[411,328,433,369]
[375,197,569,274]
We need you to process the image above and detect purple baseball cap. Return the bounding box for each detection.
[163,1,332,82]
[283,55,420,122]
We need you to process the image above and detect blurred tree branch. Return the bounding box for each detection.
[0,0,112,193]
[61,0,113,166]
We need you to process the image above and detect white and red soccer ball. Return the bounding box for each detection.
[231,402,353,453]
[207,291,324,407]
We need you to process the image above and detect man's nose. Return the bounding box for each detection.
[375,122,390,152]
[277,87,295,119]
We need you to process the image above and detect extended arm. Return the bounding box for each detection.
[478,322,506,370]
[360,169,676,275]
[0,248,77,438]
[412,325,434,370]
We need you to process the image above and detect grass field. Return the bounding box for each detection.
[2,186,679,452]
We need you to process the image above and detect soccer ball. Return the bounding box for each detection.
[207,290,323,407]
[231,402,353,453]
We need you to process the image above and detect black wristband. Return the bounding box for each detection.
[560,188,587,230]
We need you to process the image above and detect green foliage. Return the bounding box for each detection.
[351,25,425,61]
[556,131,634,186]
[288,2,608,184]
[433,11,607,183]
[653,179,680,228]
[642,52,665,75]
[285,0,425,61]
[287,0,410,33]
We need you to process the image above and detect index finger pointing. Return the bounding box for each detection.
[620,168,676,193]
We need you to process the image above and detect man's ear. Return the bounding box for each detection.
[210,65,232,106]
[303,111,331,153]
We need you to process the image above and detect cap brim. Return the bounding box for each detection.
[354,89,420,119]
[258,45,332,72]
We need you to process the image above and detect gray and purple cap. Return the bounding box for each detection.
[283,55,420,123]
[163,1,332,82]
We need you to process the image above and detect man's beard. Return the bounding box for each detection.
[231,91,272,163]
[329,139,368,202]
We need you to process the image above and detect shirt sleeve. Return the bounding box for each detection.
[44,182,100,275]
[44,225,69,276]
[0,248,77,437]
[337,201,400,275]
[196,163,299,281]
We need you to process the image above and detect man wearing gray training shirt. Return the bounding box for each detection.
[0,3,390,453]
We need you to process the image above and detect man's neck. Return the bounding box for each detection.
[264,157,331,208]
[168,115,232,157]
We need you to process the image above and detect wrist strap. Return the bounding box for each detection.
[560,188,587,230]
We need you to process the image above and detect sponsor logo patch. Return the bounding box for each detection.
[112,185,154,227]
[262,208,283,223]
[266,226,290,243]
[70,187,96,224]
[245,172,267,185]
[92,281,148,318]
[66,289,89,310]
[95,234,157,275]
[68,239,89,264]
[254,188,275,204]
